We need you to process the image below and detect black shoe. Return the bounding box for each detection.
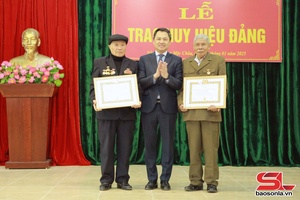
[207,184,217,193]
[117,182,132,190]
[184,184,203,191]
[145,181,158,190]
[160,181,171,191]
[99,183,111,191]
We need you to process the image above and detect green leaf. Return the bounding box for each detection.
[54,79,62,87]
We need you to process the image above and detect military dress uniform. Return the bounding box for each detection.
[178,52,226,189]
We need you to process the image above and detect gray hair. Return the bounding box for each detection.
[193,34,210,44]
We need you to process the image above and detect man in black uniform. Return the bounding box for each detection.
[90,34,141,191]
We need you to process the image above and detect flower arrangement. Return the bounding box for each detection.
[0,58,64,87]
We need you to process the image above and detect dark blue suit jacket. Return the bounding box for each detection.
[138,52,183,114]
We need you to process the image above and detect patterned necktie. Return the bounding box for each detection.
[157,54,165,98]
[158,54,164,62]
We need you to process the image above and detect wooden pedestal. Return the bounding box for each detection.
[0,84,57,169]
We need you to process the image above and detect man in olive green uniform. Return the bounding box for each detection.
[178,34,226,193]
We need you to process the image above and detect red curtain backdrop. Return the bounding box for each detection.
[0,0,90,165]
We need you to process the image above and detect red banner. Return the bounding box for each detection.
[112,0,282,62]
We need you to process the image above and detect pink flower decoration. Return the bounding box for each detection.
[33,71,40,77]
[28,76,35,83]
[57,64,63,70]
[29,67,36,72]
[4,71,11,76]
[13,69,19,75]
[53,72,60,80]
[14,74,20,80]
[18,76,26,83]
[40,67,46,72]
[44,62,51,66]
[44,71,50,76]
[8,78,16,84]
[20,69,27,76]
[41,75,49,83]
[0,59,64,87]
[53,61,63,69]
[1,61,12,66]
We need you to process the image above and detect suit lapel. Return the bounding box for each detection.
[164,52,171,64]
[199,53,212,70]
[151,52,158,70]
[107,56,116,70]
[120,58,130,75]
[188,56,200,72]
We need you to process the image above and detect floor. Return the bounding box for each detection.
[0,165,299,200]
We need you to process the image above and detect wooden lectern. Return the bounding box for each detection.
[0,84,57,169]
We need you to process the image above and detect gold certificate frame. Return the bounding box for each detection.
[183,75,227,109]
[93,74,140,109]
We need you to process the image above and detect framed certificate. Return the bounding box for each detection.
[183,75,227,109]
[93,74,140,109]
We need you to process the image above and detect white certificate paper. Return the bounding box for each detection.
[183,75,227,109]
[94,74,140,109]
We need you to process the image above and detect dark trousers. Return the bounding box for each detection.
[142,104,177,182]
[97,119,135,184]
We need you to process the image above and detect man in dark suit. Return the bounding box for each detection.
[138,27,183,191]
[90,34,141,191]
[178,34,227,193]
